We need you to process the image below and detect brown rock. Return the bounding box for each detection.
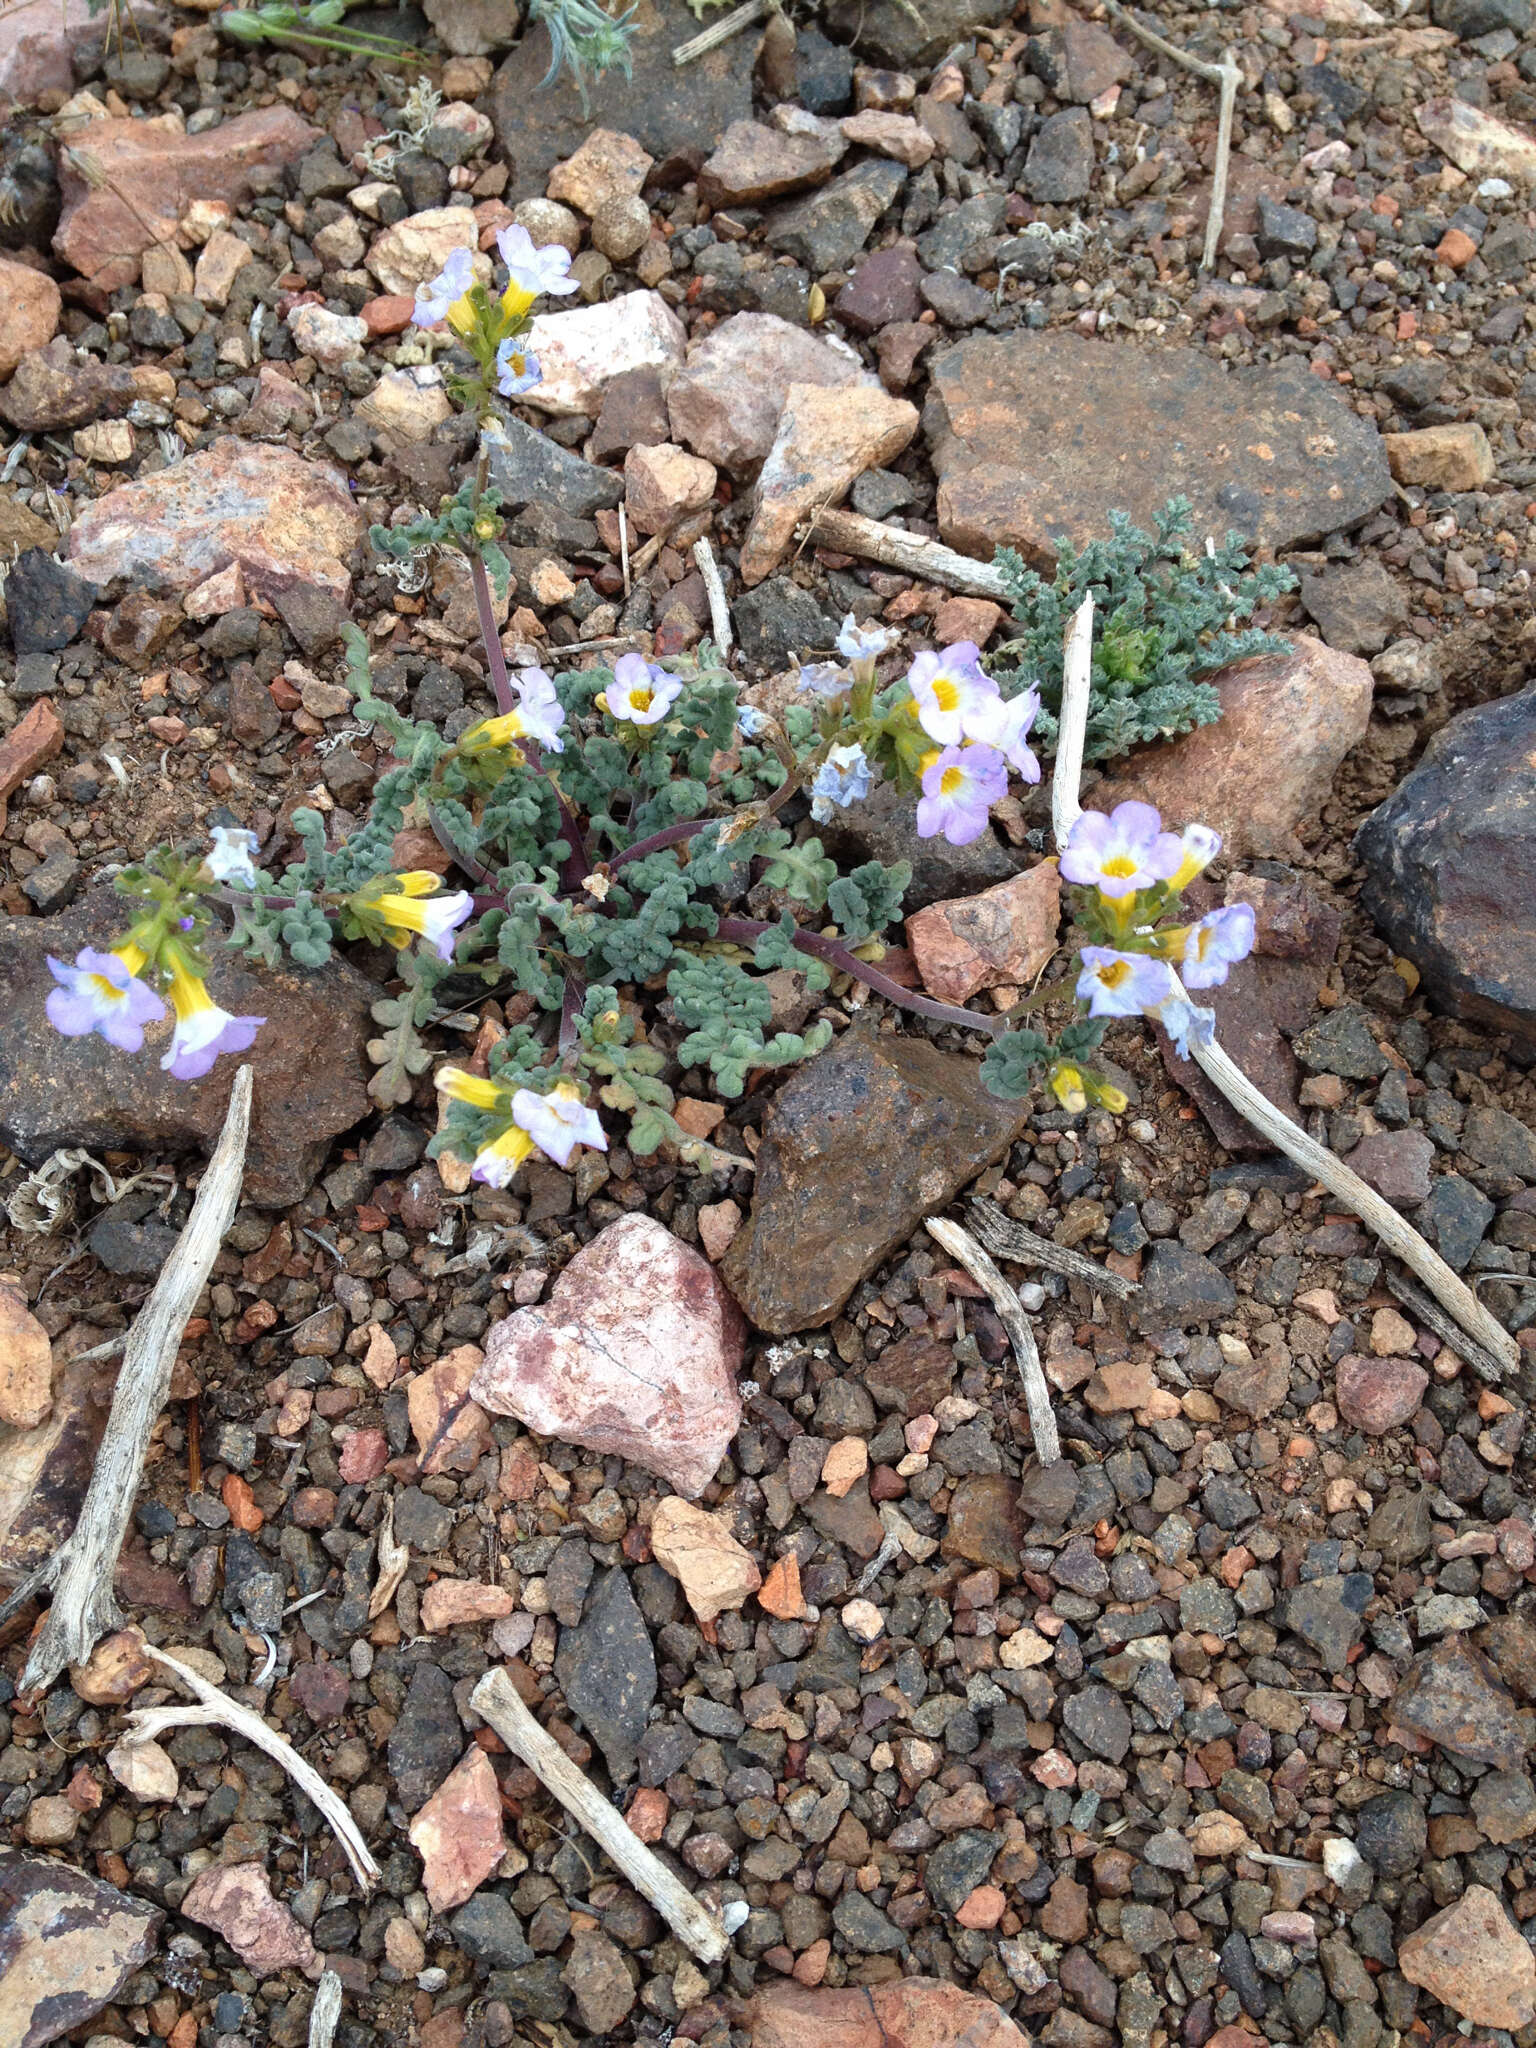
[562,1929,637,2034]
[67,438,365,601]
[758,1552,806,1620]
[748,1977,1030,2047]
[1341,1127,1435,1205]
[547,128,655,215]
[0,1853,161,2047]
[942,1473,1027,1576]
[472,1213,744,1496]
[666,311,870,475]
[928,330,1390,564]
[721,1025,1029,1334]
[835,244,924,335]
[1335,1353,1428,1436]
[407,1344,492,1477]
[0,700,64,837]
[0,1282,51,1434]
[1390,1635,1536,1769]
[0,256,60,381]
[1093,635,1373,860]
[1384,422,1497,491]
[1415,97,1536,183]
[623,441,717,535]
[180,1863,318,1976]
[1036,18,1134,102]
[838,109,934,166]
[699,119,843,205]
[0,886,374,1207]
[70,1627,153,1707]
[932,595,1003,646]
[650,1494,762,1623]
[407,1745,507,1912]
[1397,1885,1536,2029]
[0,339,139,433]
[2,0,157,104]
[741,382,918,584]
[54,107,317,289]
[866,1329,955,1414]
[905,859,1059,1006]
[419,1579,517,1631]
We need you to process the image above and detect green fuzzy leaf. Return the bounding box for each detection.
[826,858,911,943]
[981,1028,1049,1099]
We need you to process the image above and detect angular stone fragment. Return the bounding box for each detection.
[1385,422,1497,490]
[1415,97,1536,182]
[699,120,843,206]
[905,860,1059,1006]
[0,1854,162,2048]
[666,312,869,475]
[180,1863,317,1976]
[0,1282,51,1432]
[721,1025,1028,1333]
[740,381,918,584]
[522,290,686,416]
[54,107,317,289]
[0,255,59,380]
[1335,1354,1428,1436]
[748,1975,1030,2047]
[556,1565,657,1780]
[1397,1886,1536,2028]
[624,441,717,535]
[766,159,907,273]
[67,438,364,602]
[407,1344,492,1477]
[472,1214,744,1496]
[408,1745,507,1913]
[1094,635,1373,860]
[1356,689,1536,1048]
[928,331,1390,563]
[366,205,486,296]
[0,339,139,434]
[650,1495,761,1623]
[1391,1636,1535,1768]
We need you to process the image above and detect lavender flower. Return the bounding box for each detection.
[835,615,897,665]
[906,643,1000,748]
[1076,946,1179,1019]
[810,743,873,823]
[1168,822,1223,892]
[601,653,684,726]
[161,957,263,1080]
[204,826,260,888]
[495,338,542,397]
[411,246,476,329]
[495,223,580,309]
[1060,801,1185,900]
[512,1082,607,1168]
[736,704,768,739]
[1180,903,1256,989]
[46,945,165,1053]
[796,662,852,701]
[915,742,1009,847]
[967,684,1042,782]
[1159,996,1217,1061]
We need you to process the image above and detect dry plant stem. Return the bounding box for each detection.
[967,1196,1138,1300]
[1383,1268,1509,1386]
[1050,592,1094,849]
[470,1668,731,1963]
[693,536,734,658]
[126,1646,380,1890]
[808,506,1013,600]
[1102,1,1239,269]
[308,1972,343,2048]
[673,0,767,63]
[925,1215,1062,1464]
[1,1069,252,1692]
[1167,968,1520,1373]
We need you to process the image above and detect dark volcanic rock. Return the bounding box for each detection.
[0,1854,162,2048]
[926,331,1390,564]
[486,415,621,518]
[1391,1636,1536,1768]
[5,549,99,655]
[1356,689,1536,1050]
[823,0,1010,65]
[388,1661,464,1811]
[0,891,373,1207]
[1282,1572,1372,1673]
[1355,1788,1428,1876]
[556,1566,657,1782]
[490,0,752,197]
[820,774,1027,912]
[767,160,907,274]
[721,1024,1028,1333]
[1134,1242,1237,1327]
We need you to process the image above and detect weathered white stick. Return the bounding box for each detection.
[672,0,766,64]
[967,1196,1138,1300]
[693,536,733,660]
[470,1667,732,1964]
[308,1971,343,2048]
[124,1646,380,1890]
[808,506,1014,600]
[1166,969,1519,1373]
[4,1068,252,1692]
[925,1216,1062,1465]
[1103,2,1241,269]
[1051,593,1094,850]
[1045,614,1521,1376]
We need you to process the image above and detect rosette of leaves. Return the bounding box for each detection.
[992,497,1296,764]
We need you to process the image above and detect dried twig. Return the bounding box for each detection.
[693,535,733,660]
[672,0,767,64]
[1383,1267,1509,1385]
[368,1497,410,1619]
[122,1646,380,1890]
[1103,0,1240,270]
[967,1196,1138,1300]
[0,1069,252,1692]
[308,1972,343,2048]
[1050,593,1094,851]
[470,1667,733,1964]
[1046,603,1520,1377]
[808,506,1013,600]
[925,1215,1062,1464]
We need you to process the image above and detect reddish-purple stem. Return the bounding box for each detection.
[470,550,517,718]
[714,916,1004,1037]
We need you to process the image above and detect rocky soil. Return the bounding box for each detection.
[2,0,1536,2043]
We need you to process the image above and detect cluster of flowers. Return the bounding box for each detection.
[410,222,578,401]
[1062,799,1255,1059]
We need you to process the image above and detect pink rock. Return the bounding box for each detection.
[471,1214,744,1497]
[906,861,1061,1008]
[67,438,365,601]
[1093,634,1374,860]
[748,1977,1030,2048]
[0,257,60,381]
[955,1884,1006,1929]
[1341,1127,1435,1206]
[419,1579,516,1631]
[338,1428,389,1482]
[1335,1353,1429,1436]
[666,312,871,476]
[407,1745,506,1913]
[54,107,318,289]
[407,1343,492,1477]
[180,1863,317,1976]
[1,0,165,107]
[740,382,919,586]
